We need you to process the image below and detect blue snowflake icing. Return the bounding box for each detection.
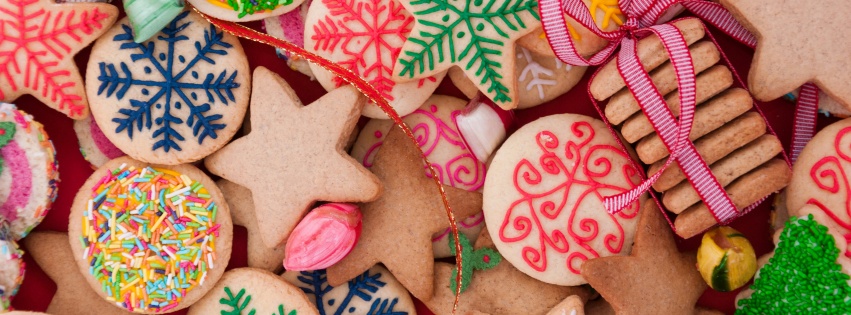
[96,11,241,152]
[296,269,407,315]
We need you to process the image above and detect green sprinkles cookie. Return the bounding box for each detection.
[737,214,851,314]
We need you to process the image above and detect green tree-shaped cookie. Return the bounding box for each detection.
[449,233,502,292]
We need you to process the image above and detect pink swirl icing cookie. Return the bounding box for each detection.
[350,94,486,258]
[73,115,125,169]
[483,113,645,286]
[0,103,59,240]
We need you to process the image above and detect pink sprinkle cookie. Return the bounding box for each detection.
[74,115,125,169]
[0,103,59,240]
[284,203,362,271]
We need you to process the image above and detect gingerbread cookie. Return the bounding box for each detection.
[720,0,851,110]
[0,104,59,240]
[188,268,318,315]
[68,157,233,313]
[86,9,250,165]
[393,0,541,109]
[787,117,851,258]
[0,220,23,312]
[283,265,417,315]
[218,179,286,273]
[590,18,790,239]
[450,47,587,109]
[0,0,118,119]
[188,0,306,22]
[205,67,380,248]
[483,113,644,286]
[263,1,315,78]
[350,95,486,258]
[304,0,444,119]
[74,115,125,169]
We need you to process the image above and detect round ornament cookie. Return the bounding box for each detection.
[787,117,851,258]
[187,268,318,315]
[74,115,125,169]
[304,0,444,119]
[350,95,486,258]
[450,46,586,109]
[0,220,24,312]
[86,9,251,165]
[0,103,59,240]
[188,0,306,22]
[483,113,644,286]
[282,265,417,315]
[69,157,233,313]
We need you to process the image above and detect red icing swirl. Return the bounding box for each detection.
[807,126,851,257]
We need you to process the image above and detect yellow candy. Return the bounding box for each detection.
[696,226,757,292]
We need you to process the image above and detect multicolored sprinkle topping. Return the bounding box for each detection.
[208,0,294,18]
[81,163,220,312]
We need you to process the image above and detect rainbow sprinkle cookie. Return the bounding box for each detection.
[70,157,232,314]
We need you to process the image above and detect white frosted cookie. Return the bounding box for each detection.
[188,268,319,315]
[483,113,644,286]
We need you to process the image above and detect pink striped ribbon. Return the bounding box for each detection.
[791,83,819,162]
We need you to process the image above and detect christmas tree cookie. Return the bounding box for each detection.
[188,268,318,315]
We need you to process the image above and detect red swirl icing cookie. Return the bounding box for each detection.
[483,113,645,286]
[350,94,486,258]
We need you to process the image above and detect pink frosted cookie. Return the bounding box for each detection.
[0,103,59,240]
[263,0,315,79]
[483,113,645,286]
[304,0,445,119]
[74,115,125,169]
[350,95,486,258]
[0,219,24,312]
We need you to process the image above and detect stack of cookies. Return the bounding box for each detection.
[589,18,791,238]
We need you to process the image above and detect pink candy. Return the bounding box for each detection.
[284,203,362,271]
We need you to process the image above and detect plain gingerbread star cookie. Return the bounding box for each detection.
[218,179,287,273]
[580,200,707,315]
[720,0,851,109]
[326,126,483,301]
[22,232,134,315]
[205,66,381,248]
[0,0,118,118]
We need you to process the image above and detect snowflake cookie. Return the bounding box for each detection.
[188,268,319,315]
[482,113,644,286]
[189,0,307,22]
[282,265,416,315]
[304,0,445,119]
[86,10,250,165]
[0,0,118,119]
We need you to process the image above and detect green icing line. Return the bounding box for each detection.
[737,214,851,314]
[226,0,294,18]
[711,253,730,292]
[449,233,502,293]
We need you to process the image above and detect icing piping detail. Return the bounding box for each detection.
[805,125,851,257]
[295,269,408,315]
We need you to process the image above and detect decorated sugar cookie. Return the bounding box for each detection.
[787,117,851,258]
[517,0,622,58]
[0,104,59,240]
[450,47,586,109]
[304,0,445,119]
[393,0,540,109]
[264,0,315,78]
[0,0,118,119]
[74,115,125,169]
[283,265,417,315]
[483,113,644,286]
[0,220,23,312]
[188,268,319,315]
[86,10,250,165]
[188,0,306,22]
[350,95,486,258]
[68,157,233,313]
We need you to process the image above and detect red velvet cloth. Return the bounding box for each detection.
[10,3,836,314]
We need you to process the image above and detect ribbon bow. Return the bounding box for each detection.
[539,0,759,224]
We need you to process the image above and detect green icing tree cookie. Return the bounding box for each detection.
[394,0,540,108]
[737,214,851,314]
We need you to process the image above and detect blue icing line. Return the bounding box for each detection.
[295,269,408,315]
[96,11,240,153]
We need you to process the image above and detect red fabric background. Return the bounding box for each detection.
[8,3,837,314]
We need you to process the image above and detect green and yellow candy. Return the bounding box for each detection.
[696,226,757,292]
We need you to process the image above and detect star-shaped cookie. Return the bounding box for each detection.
[393,0,541,109]
[218,179,287,273]
[425,228,590,315]
[580,200,707,315]
[720,0,851,109]
[326,126,483,301]
[0,0,117,118]
[205,67,381,248]
[22,231,133,315]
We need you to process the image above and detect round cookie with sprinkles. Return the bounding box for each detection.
[188,0,306,22]
[262,0,314,79]
[0,219,24,312]
[0,103,59,240]
[68,157,233,313]
[75,115,126,169]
